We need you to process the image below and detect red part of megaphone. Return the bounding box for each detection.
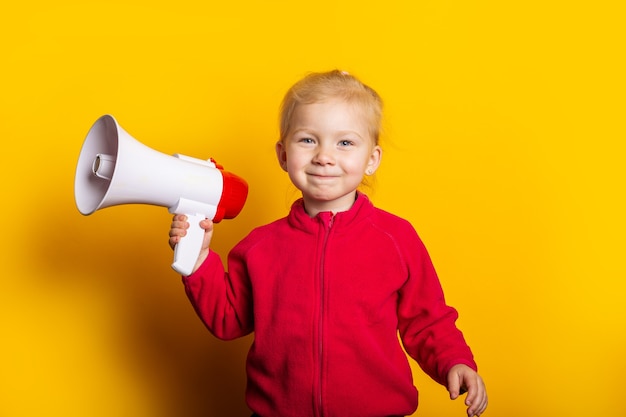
[214,169,248,222]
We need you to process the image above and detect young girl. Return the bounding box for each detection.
[168,70,488,417]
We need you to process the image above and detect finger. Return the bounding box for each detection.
[169,226,188,238]
[464,378,480,407]
[170,215,189,231]
[168,217,191,249]
[474,388,488,416]
[171,218,190,229]
[471,395,487,417]
[447,373,461,400]
[168,234,179,250]
[468,393,488,417]
[465,379,487,416]
[480,393,489,415]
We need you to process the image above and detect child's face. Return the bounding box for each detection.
[276,98,382,215]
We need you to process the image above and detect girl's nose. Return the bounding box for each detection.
[312,145,335,165]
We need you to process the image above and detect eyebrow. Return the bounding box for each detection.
[291,128,365,139]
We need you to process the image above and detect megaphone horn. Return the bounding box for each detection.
[74,114,248,275]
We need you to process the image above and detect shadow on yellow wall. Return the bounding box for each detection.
[32,193,250,415]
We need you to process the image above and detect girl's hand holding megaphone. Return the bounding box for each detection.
[169,214,213,275]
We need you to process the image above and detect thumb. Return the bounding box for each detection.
[200,219,214,231]
[447,371,461,400]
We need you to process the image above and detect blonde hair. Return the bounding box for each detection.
[279,70,383,146]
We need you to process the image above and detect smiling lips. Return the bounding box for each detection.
[308,172,339,180]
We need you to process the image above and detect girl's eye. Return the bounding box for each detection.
[339,140,354,146]
[299,137,315,144]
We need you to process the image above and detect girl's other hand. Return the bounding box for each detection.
[447,364,488,416]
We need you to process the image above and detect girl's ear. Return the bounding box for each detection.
[275,141,288,172]
[365,145,382,175]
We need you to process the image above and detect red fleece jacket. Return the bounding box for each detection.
[183,193,476,417]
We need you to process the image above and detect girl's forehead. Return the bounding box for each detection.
[292,101,368,127]
[293,99,369,119]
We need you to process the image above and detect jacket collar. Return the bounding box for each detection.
[287,192,374,233]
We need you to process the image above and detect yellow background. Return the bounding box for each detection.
[1,1,624,416]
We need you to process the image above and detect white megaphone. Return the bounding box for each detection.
[74,114,248,276]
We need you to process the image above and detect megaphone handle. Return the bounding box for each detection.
[171,213,206,276]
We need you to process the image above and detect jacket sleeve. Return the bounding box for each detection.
[396,227,477,386]
[182,244,254,341]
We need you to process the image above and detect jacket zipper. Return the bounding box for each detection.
[317,213,334,417]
